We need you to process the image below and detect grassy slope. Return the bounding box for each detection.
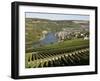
[26,38,89,53]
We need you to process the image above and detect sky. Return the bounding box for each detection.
[25,12,89,21]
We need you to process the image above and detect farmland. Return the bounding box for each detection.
[25,39,89,68]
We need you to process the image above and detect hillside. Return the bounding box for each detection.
[25,18,89,49]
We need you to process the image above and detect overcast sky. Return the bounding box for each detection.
[25,12,89,21]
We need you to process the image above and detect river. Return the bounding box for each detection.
[33,32,58,47]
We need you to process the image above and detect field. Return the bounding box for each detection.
[25,39,89,68]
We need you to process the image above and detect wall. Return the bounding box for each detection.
[0,0,99,81]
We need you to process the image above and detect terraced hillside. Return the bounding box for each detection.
[25,39,89,68]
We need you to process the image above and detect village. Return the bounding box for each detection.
[40,28,89,44]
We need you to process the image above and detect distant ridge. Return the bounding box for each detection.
[26,18,89,21]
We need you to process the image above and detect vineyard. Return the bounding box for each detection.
[25,39,89,68]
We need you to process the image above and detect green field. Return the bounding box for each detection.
[26,38,89,52]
